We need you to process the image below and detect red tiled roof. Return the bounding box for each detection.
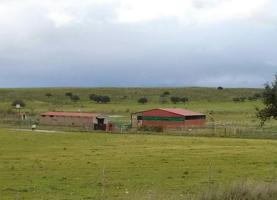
[40,112,99,118]
[159,108,205,116]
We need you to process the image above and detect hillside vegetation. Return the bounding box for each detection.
[2,87,277,138]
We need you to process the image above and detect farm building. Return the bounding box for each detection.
[131,108,206,129]
[40,112,111,131]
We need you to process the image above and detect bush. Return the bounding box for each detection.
[89,94,111,103]
[217,86,224,90]
[11,100,26,107]
[163,91,170,96]
[70,95,80,102]
[138,97,148,104]
[99,96,110,103]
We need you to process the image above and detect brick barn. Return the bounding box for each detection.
[40,112,110,131]
[131,108,206,129]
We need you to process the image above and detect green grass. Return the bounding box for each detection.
[0,128,277,199]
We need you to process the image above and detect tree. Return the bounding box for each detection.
[12,100,26,107]
[45,93,53,98]
[170,96,181,104]
[163,91,170,96]
[70,95,80,102]
[89,94,111,103]
[256,75,277,126]
[99,96,111,103]
[217,86,224,90]
[138,97,148,104]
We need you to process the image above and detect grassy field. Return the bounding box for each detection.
[0,128,277,199]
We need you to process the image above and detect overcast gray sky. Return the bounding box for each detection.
[0,0,276,88]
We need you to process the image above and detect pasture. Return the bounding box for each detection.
[0,128,277,199]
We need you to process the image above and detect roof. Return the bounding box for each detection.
[40,112,102,118]
[159,108,205,116]
[134,108,205,117]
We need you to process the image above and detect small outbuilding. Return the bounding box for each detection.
[131,108,206,129]
[40,112,110,131]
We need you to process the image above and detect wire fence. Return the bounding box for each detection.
[1,114,277,139]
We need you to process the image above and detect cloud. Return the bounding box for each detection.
[0,0,271,28]
[115,0,269,24]
[0,0,276,87]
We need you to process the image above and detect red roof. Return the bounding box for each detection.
[159,108,205,116]
[134,108,205,116]
[40,112,100,118]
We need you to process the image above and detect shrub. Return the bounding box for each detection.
[70,95,80,102]
[163,91,170,96]
[11,100,26,107]
[217,86,224,90]
[99,96,111,103]
[89,94,111,103]
[138,97,148,104]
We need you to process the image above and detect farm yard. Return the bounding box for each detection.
[0,87,277,138]
[0,87,277,199]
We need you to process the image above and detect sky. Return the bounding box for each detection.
[0,0,277,88]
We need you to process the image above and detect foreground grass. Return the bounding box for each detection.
[0,129,277,199]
